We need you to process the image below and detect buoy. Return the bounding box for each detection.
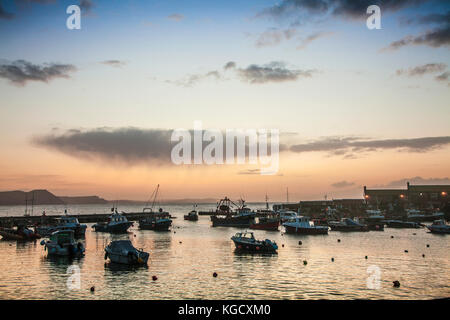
[303,260,307,265]
[412,233,416,235]
[426,244,430,248]
[404,250,408,253]
[337,239,341,243]
[298,241,302,245]
[213,272,218,278]
[422,254,425,258]
[331,258,334,262]
[134,234,136,237]
[90,286,95,292]
[391,236,394,238]
[179,241,182,244]
[282,244,284,247]
[152,275,158,281]
[393,280,400,288]
[365,256,368,259]
[174,231,176,234]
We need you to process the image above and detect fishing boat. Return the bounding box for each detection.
[0,225,41,241]
[426,220,450,234]
[105,240,149,265]
[92,209,133,233]
[36,211,87,237]
[283,216,329,235]
[385,220,422,229]
[138,185,173,231]
[329,218,369,232]
[40,230,85,257]
[249,216,279,231]
[231,231,278,253]
[211,211,256,228]
[184,206,199,221]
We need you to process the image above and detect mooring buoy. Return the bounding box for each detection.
[213,272,218,278]
[393,280,400,288]
[152,275,158,281]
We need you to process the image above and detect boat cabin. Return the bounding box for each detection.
[234,232,255,241]
[50,230,75,245]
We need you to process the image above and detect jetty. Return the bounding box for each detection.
[0,212,151,228]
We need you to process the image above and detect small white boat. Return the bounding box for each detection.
[283,216,329,235]
[40,230,85,256]
[105,240,149,265]
[427,220,450,234]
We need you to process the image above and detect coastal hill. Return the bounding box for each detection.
[0,189,107,206]
[0,189,217,206]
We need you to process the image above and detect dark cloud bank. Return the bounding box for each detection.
[0,60,76,85]
[33,128,450,166]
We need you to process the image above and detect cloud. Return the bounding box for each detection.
[297,31,333,49]
[168,13,184,21]
[168,70,222,87]
[258,0,427,21]
[435,71,450,82]
[331,180,355,188]
[0,3,14,19]
[399,10,450,26]
[0,60,76,85]
[101,60,126,68]
[383,25,450,50]
[289,136,450,157]
[385,176,450,187]
[237,61,316,84]
[224,61,236,70]
[396,63,447,76]
[79,0,95,16]
[33,128,174,165]
[255,28,297,47]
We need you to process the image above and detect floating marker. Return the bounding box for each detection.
[90,286,95,292]
[213,272,218,278]
[393,281,400,288]
[152,275,158,281]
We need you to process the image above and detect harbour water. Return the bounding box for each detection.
[0,204,449,300]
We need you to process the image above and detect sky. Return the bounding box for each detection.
[0,0,449,202]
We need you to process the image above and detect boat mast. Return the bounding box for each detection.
[151,184,160,210]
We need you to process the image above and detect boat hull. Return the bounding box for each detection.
[329,225,369,232]
[45,243,84,256]
[93,222,133,233]
[106,251,149,265]
[0,230,40,241]
[249,220,279,231]
[211,215,255,228]
[284,225,328,235]
[232,240,277,253]
[139,219,172,231]
[184,215,198,221]
[427,226,450,234]
[385,221,421,229]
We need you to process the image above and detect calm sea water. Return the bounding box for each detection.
[0,204,449,300]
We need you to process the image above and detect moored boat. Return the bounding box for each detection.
[231,231,278,253]
[36,212,87,237]
[329,218,369,232]
[211,211,256,228]
[184,206,199,221]
[249,216,279,231]
[277,209,298,223]
[139,208,172,231]
[385,220,422,229]
[0,225,41,241]
[427,220,450,234]
[40,230,84,257]
[105,240,149,265]
[92,210,133,233]
[283,216,329,235]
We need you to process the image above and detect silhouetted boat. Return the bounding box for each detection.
[329,218,369,232]
[211,211,256,228]
[105,240,149,265]
[92,210,133,233]
[427,220,450,234]
[40,230,84,256]
[138,185,172,231]
[184,206,199,221]
[385,220,421,229]
[250,216,279,231]
[36,211,87,237]
[0,225,40,241]
[231,231,278,253]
